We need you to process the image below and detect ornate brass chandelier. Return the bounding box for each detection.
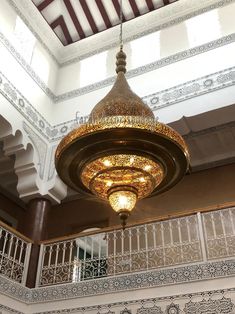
[55,1,189,228]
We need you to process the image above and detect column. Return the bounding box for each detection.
[22,198,51,288]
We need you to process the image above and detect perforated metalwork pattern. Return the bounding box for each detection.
[81,154,164,200]
[55,118,188,161]
[90,72,154,120]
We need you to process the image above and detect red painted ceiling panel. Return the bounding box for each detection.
[31,0,179,46]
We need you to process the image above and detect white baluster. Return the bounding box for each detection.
[229,208,235,234]
[91,237,94,260]
[82,237,87,280]
[53,243,59,284]
[98,234,101,278]
[121,230,124,255]
[10,237,18,279]
[152,224,156,249]
[22,242,31,285]
[177,219,183,263]
[106,233,109,257]
[18,241,24,266]
[169,221,173,245]
[211,212,217,239]
[197,212,207,261]
[186,217,192,242]
[137,226,140,251]
[129,228,132,271]
[35,244,44,287]
[144,225,149,269]
[62,242,66,265]
[69,240,73,264]
[48,245,53,267]
[220,210,229,256]
[1,231,8,264]
[8,234,13,258]
[75,239,81,282]
[160,222,165,266]
[113,230,117,275]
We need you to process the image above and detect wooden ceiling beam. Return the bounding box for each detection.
[128,0,140,17]
[37,0,55,11]
[95,0,112,28]
[112,0,126,22]
[64,0,85,39]
[163,0,170,5]
[50,15,73,45]
[79,0,99,34]
[145,0,154,11]
[36,0,179,45]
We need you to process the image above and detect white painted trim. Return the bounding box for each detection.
[7,0,235,65]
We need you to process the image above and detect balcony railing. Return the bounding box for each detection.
[0,206,234,287]
[35,207,235,287]
[202,207,235,259]
[0,221,32,284]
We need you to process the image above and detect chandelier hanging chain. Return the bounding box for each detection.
[116,0,126,73]
[55,0,189,229]
[119,0,123,49]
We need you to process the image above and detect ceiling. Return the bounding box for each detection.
[31,0,178,46]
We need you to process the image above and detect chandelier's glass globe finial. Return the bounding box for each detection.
[108,188,137,229]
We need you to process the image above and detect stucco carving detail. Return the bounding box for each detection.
[0,259,235,303]
[1,30,235,103]
[23,122,47,180]
[184,297,234,314]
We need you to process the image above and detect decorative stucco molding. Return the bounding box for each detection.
[1,291,235,314]
[0,31,56,101]
[1,29,235,102]
[23,123,47,179]
[0,275,30,303]
[0,71,56,141]
[1,66,235,143]
[0,259,235,304]
[47,145,57,181]
[0,304,24,314]
[143,66,235,112]
[56,35,235,102]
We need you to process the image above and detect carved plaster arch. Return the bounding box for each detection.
[0,114,67,204]
[0,115,39,200]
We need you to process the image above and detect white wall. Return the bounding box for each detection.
[52,40,235,124]
[0,0,57,120]
[55,3,235,96]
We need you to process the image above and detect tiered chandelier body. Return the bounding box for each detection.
[55,2,189,227]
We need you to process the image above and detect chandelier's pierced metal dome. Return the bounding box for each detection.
[55,48,190,228]
[90,50,154,121]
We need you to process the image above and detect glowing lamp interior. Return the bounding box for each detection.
[108,190,137,213]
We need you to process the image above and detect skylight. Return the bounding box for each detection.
[14,16,36,64]
[186,10,221,47]
[130,32,161,68]
[80,51,108,87]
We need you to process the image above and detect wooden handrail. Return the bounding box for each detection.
[0,220,33,243]
[40,201,235,245]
